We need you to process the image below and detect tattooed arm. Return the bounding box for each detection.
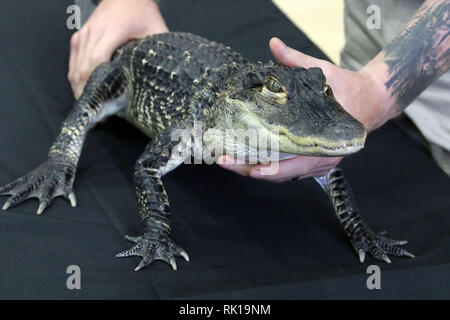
[219,0,449,182]
[363,0,450,123]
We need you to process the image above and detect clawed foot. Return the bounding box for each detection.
[351,228,414,263]
[115,235,189,271]
[0,158,77,214]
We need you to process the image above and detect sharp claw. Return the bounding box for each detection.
[117,237,188,271]
[37,202,48,215]
[381,255,392,263]
[170,258,177,271]
[68,192,77,207]
[2,201,11,211]
[180,250,190,262]
[358,249,365,263]
[401,250,415,258]
[134,260,146,272]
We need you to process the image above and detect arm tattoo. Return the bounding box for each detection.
[384,0,450,112]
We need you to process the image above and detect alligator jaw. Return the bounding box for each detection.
[232,103,368,157]
[277,130,367,157]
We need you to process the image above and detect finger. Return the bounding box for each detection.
[293,169,331,181]
[75,26,99,98]
[78,29,99,82]
[249,155,340,182]
[71,29,89,99]
[218,156,256,177]
[269,37,331,70]
[250,156,317,182]
[75,27,89,78]
[292,157,342,180]
[68,32,80,91]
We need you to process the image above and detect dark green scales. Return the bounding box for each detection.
[0,32,414,270]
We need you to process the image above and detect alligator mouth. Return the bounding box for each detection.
[234,103,367,157]
[276,129,367,156]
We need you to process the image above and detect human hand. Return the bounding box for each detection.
[218,37,390,182]
[68,0,168,99]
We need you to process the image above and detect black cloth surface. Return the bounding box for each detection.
[0,0,449,299]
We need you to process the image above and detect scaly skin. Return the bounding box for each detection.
[0,32,413,270]
[314,168,414,263]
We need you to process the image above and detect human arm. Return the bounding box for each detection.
[219,0,450,182]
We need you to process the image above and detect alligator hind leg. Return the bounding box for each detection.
[314,167,415,263]
[0,62,129,214]
[115,121,193,271]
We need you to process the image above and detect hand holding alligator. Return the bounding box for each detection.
[68,0,168,99]
[219,37,390,182]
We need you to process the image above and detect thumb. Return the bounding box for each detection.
[269,37,329,70]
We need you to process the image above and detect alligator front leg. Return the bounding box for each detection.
[115,121,193,271]
[314,167,415,263]
[0,62,129,214]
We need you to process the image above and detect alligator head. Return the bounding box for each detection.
[214,62,367,157]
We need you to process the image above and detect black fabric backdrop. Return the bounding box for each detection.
[0,0,449,299]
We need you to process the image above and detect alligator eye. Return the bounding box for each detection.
[265,77,283,93]
[324,85,331,96]
[259,76,287,104]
